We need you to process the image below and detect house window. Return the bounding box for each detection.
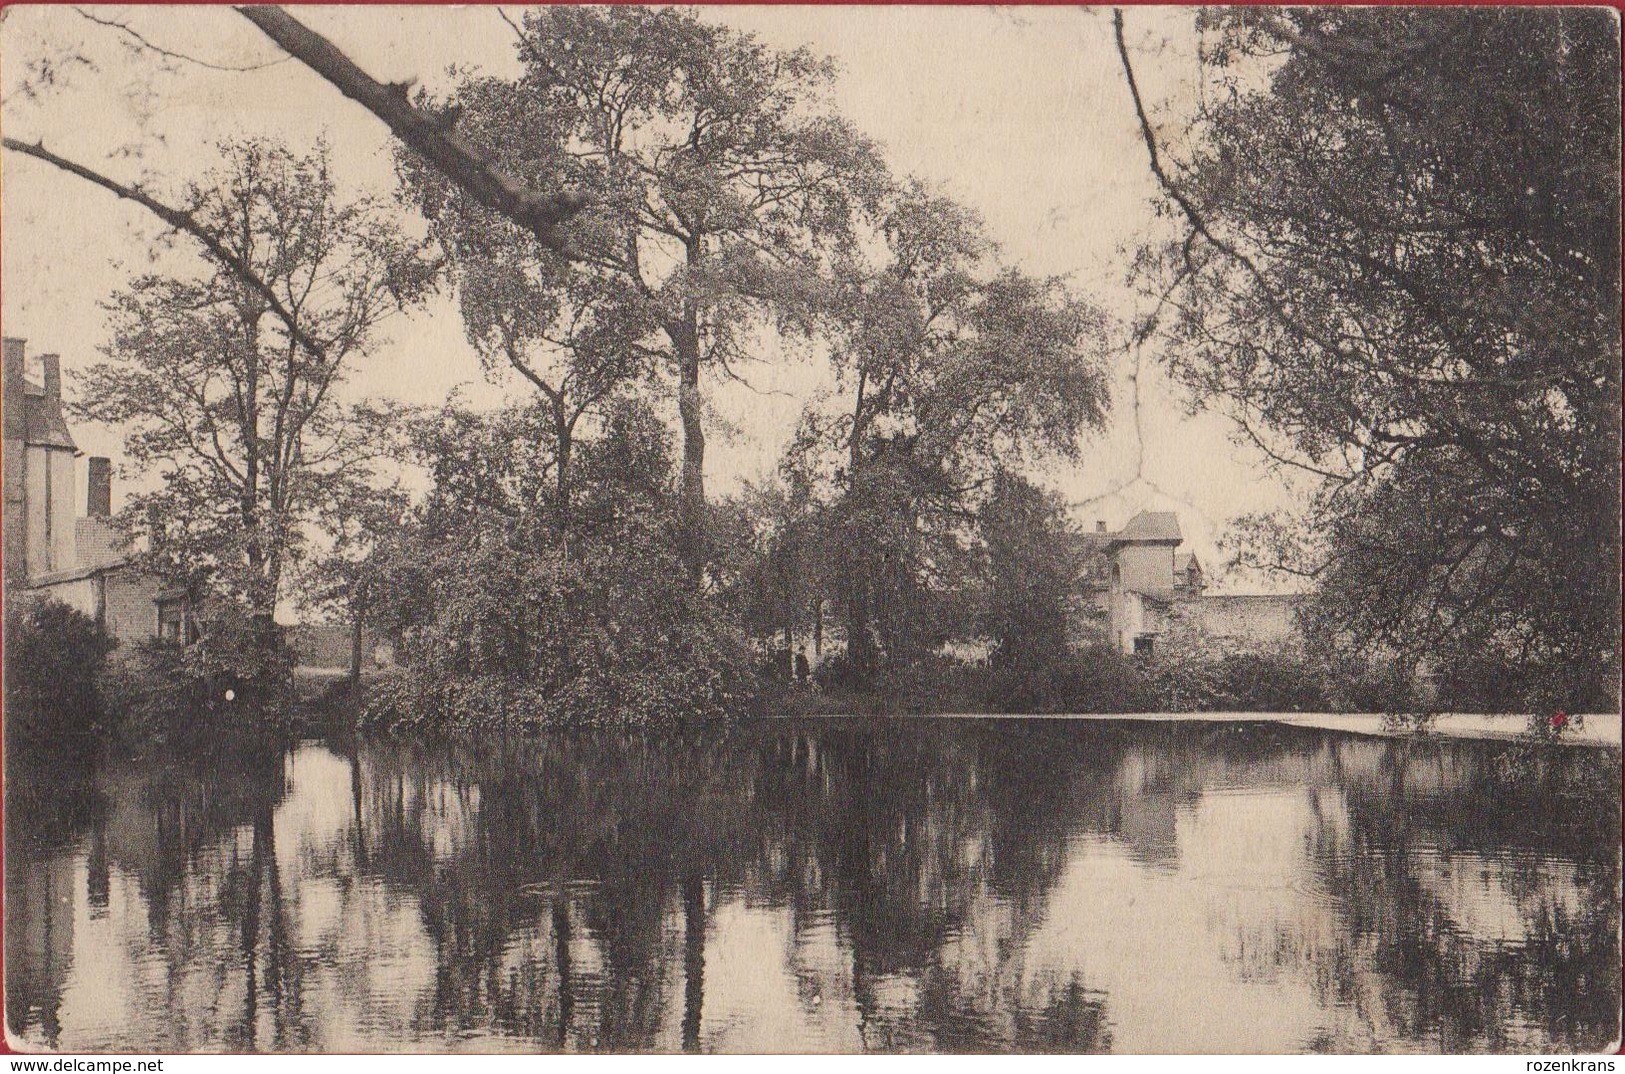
[157,597,194,645]
[1133,636,1154,657]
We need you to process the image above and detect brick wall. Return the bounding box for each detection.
[23,449,49,577]
[74,517,125,569]
[47,450,74,574]
[103,570,160,646]
[3,440,25,584]
[3,340,27,584]
[1164,594,1300,654]
[1114,544,1176,596]
[29,575,100,620]
[27,566,160,646]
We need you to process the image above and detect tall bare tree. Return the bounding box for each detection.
[72,138,430,642]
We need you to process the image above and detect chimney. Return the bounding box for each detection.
[3,338,24,439]
[40,354,61,400]
[1096,520,1107,533]
[87,457,112,517]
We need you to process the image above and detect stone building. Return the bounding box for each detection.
[3,337,174,645]
[1073,510,1297,657]
[3,337,77,583]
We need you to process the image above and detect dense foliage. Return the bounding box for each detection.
[400,5,889,577]
[793,638,1418,717]
[779,188,1113,685]
[1132,8,1621,711]
[978,472,1080,675]
[3,599,113,757]
[6,597,294,757]
[99,603,296,749]
[360,399,755,732]
[16,10,1608,738]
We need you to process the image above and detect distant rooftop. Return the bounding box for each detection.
[1107,511,1182,547]
[17,381,77,451]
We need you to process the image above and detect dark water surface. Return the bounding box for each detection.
[6,719,1620,1053]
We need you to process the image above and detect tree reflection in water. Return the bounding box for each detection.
[4,719,1618,1053]
[1298,739,1621,1052]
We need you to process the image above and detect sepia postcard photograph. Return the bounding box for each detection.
[0,3,1620,1057]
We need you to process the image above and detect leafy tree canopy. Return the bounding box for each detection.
[1132,7,1621,708]
[786,186,1114,677]
[397,5,891,576]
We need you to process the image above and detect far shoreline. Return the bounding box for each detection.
[771,710,1624,747]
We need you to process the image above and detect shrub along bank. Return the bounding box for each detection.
[0,594,1500,748]
[771,643,1423,717]
[8,598,297,759]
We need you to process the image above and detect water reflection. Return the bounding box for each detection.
[5,720,1619,1053]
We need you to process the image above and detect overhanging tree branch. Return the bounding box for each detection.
[73,7,291,72]
[1113,9,1367,387]
[1,137,329,361]
[1112,8,1542,397]
[233,4,586,253]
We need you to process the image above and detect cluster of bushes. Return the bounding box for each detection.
[352,398,763,735]
[101,606,296,750]
[357,532,755,735]
[1009,645,1422,715]
[7,597,297,759]
[4,599,114,759]
[1426,650,1618,717]
[6,588,1593,745]
[1138,647,1424,715]
[806,651,987,715]
[978,645,1154,714]
[978,645,1335,715]
[784,642,1424,716]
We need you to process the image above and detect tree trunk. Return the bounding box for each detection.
[845,582,875,681]
[842,375,875,681]
[681,874,705,1052]
[554,403,573,557]
[348,607,364,693]
[658,233,711,586]
[251,610,279,654]
[673,311,707,586]
[556,441,572,556]
[243,517,281,679]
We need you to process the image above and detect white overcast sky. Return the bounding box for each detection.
[0,5,1304,586]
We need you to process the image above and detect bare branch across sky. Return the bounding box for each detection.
[234,5,587,253]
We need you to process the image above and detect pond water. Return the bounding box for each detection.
[5,719,1620,1053]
